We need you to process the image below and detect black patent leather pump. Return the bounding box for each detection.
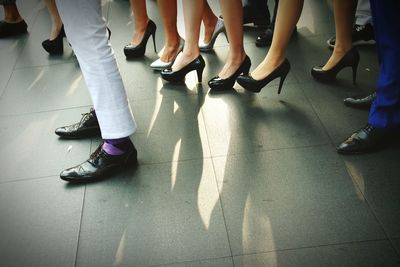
[236,58,290,94]
[42,25,66,55]
[161,55,205,83]
[208,55,251,91]
[124,20,157,59]
[311,47,360,84]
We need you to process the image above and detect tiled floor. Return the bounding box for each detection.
[1,1,399,266]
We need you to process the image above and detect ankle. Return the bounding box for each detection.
[204,16,218,29]
[4,15,22,23]
[134,19,150,34]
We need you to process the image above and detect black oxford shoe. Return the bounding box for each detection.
[60,141,138,182]
[337,124,399,154]
[344,92,376,110]
[55,108,100,139]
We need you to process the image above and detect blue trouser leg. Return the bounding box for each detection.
[368,0,400,128]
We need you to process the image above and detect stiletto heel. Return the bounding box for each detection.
[311,47,360,83]
[124,19,157,59]
[161,55,206,83]
[107,27,111,40]
[352,60,359,84]
[208,55,251,91]
[199,18,226,52]
[42,25,65,55]
[278,72,288,94]
[152,31,157,53]
[196,67,204,83]
[236,58,291,93]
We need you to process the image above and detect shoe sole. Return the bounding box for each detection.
[327,39,376,49]
[61,150,138,183]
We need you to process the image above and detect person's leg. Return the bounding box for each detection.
[0,0,28,38]
[322,0,355,71]
[355,0,372,26]
[129,0,149,46]
[337,0,400,154]
[250,0,303,81]
[2,1,22,23]
[56,0,137,180]
[367,0,400,129]
[43,0,63,40]
[255,0,280,47]
[157,0,181,63]
[243,0,270,26]
[218,0,246,79]
[171,0,204,72]
[201,1,218,45]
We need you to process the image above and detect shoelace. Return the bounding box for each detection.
[363,124,374,134]
[88,144,106,165]
[78,108,95,126]
[354,24,366,32]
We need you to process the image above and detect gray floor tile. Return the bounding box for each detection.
[0,177,84,267]
[130,94,211,164]
[392,239,400,256]
[0,109,92,182]
[156,257,233,267]
[0,37,28,97]
[119,59,200,103]
[0,63,91,116]
[300,81,372,143]
[202,83,330,157]
[15,8,76,69]
[76,159,231,266]
[341,151,400,238]
[233,240,400,267]
[212,146,385,255]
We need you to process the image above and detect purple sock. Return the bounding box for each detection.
[102,137,129,155]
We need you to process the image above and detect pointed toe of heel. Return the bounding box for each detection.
[238,58,290,94]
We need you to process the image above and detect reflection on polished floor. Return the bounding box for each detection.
[1,0,400,266]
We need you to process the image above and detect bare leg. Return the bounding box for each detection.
[44,0,63,40]
[3,3,23,23]
[251,0,303,80]
[201,2,218,45]
[171,0,204,71]
[157,0,181,62]
[129,0,149,45]
[218,0,246,79]
[322,0,355,70]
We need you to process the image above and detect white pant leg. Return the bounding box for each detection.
[55,0,137,139]
[355,0,373,25]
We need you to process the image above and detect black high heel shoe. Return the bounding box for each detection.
[124,20,157,59]
[161,55,205,83]
[237,58,290,94]
[208,55,251,91]
[311,47,359,84]
[42,25,66,55]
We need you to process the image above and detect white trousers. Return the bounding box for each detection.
[355,0,373,26]
[56,0,137,139]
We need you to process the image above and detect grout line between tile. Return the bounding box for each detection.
[230,238,394,258]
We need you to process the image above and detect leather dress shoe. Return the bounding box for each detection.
[60,141,138,182]
[256,26,297,47]
[337,124,399,154]
[344,92,376,110]
[55,108,100,139]
[256,27,273,47]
